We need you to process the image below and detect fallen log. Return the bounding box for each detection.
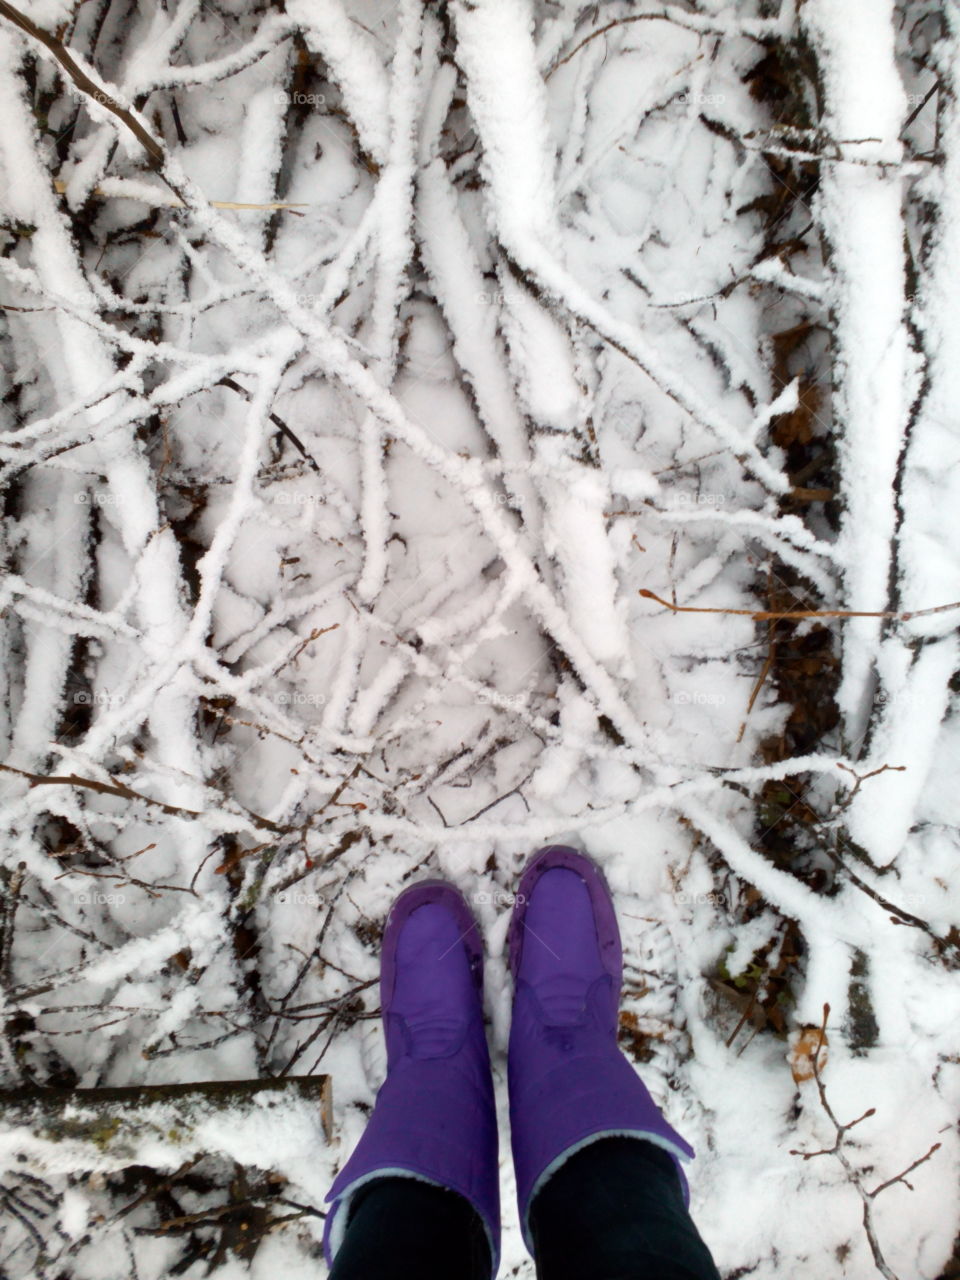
[0,1075,331,1176]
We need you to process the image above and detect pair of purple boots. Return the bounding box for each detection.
[323,846,694,1275]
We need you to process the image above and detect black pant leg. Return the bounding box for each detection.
[529,1136,721,1280]
[329,1175,491,1280]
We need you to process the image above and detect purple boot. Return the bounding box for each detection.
[507,846,695,1251]
[323,881,500,1274]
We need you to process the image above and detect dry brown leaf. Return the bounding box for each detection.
[790,1024,828,1083]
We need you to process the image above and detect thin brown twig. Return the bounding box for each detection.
[0,1,168,173]
[280,624,340,671]
[868,1142,942,1198]
[789,1003,943,1280]
[639,587,960,622]
[0,762,289,835]
[52,178,307,212]
[547,10,767,78]
[737,635,776,743]
[834,762,905,806]
[216,376,322,473]
[52,864,196,897]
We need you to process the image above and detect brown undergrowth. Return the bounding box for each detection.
[706,36,844,1051]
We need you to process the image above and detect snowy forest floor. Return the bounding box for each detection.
[0,1,959,1277]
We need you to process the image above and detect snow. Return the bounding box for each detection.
[0,1,958,1278]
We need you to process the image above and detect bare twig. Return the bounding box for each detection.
[790,1004,943,1279]
[639,587,960,622]
[52,178,307,212]
[0,1,168,171]
[0,762,289,835]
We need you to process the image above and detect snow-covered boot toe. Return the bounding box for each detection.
[324,880,500,1274]
[507,846,694,1251]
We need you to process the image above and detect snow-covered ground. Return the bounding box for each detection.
[0,1,958,1276]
